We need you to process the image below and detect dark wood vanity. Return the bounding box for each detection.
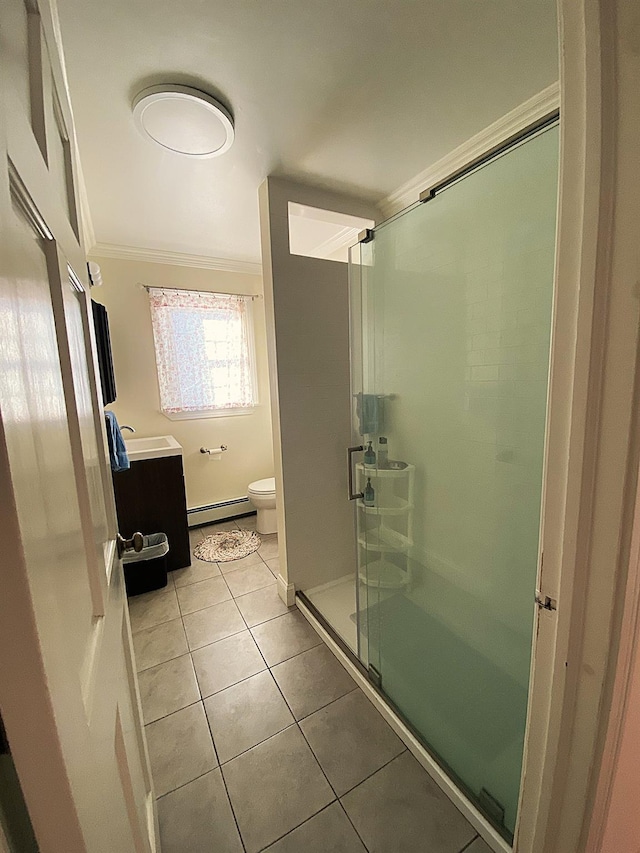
[113,453,191,572]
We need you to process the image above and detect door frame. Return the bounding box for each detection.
[517,0,640,850]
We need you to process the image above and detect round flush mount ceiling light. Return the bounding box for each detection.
[132,85,234,158]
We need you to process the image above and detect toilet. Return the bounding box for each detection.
[247,477,277,534]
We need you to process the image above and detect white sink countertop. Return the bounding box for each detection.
[124,434,183,462]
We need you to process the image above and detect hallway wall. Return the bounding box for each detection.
[258,178,378,593]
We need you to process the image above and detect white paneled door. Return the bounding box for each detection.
[0,1,158,851]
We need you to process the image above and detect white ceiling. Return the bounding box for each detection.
[56,0,558,265]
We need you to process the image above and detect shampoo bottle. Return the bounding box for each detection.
[364,477,375,507]
[378,436,388,468]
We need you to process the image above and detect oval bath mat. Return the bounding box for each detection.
[194,529,261,563]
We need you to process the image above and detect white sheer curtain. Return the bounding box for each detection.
[148,287,257,415]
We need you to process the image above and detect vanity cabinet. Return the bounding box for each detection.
[113,454,191,572]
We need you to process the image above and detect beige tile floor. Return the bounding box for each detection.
[129,516,494,853]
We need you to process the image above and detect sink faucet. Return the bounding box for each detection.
[121,425,136,433]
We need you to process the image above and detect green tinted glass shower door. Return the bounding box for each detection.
[355,124,559,838]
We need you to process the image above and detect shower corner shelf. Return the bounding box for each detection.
[356,462,415,479]
[356,461,415,521]
[356,496,413,516]
[358,558,411,589]
[357,529,412,553]
[356,459,415,589]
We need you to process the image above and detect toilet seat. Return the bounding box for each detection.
[248,477,276,496]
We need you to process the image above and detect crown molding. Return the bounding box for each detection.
[380,81,560,219]
[89,242,262,275]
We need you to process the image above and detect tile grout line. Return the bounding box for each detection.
[200,664,248,853]
[135,521,255,852]
[133,591,290,665]
[296,683,360,721]
[137,556,273,628]
[155,766,213,801]
[328,743,410,853]
[143,696,202,727]
[187,626,246,655]
[137,604,350,720]
[205,669,362,772]
[195,635,352,715]
[182,595,248,853]
[266,636,358,708]
[196,660,267,705]
[336,799,371,853]
[142,528,372,852]
[337,747,409,800]
[249,633,323,671]
[218,721,298,767]
[142,560,274,627]
[226,578,277,602]
[291,717,373,851]
[140,617,351,724]
[153,736,223,801]
[136,599,294,664]
[262,636,397,853]
[134,620,192,675]
[172,563,222,587]
[148,694,380,846]
[185,537,249,852]
[144,640,379,849]
[254,800,341,853]
[176,563,274,603]
[139,531,473,853]
[201,613,362,783]
[145,683,387,775]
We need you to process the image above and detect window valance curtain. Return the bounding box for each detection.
[148,287,256,415]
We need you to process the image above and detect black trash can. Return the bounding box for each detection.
[123,533,169,597]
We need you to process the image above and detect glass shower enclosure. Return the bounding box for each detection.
[307,121,559,842]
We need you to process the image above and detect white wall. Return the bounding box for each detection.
[259,177,378,591]
[90,254,274,511]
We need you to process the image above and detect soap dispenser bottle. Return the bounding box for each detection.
[364,440,376,468]
[364,477,375,507]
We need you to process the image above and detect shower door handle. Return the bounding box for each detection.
[348,445,364,501]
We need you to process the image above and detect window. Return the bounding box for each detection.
[148,287,257,418]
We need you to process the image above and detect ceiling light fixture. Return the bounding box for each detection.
[132,85,234,158]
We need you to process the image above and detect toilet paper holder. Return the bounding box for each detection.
[200,445,228,455]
